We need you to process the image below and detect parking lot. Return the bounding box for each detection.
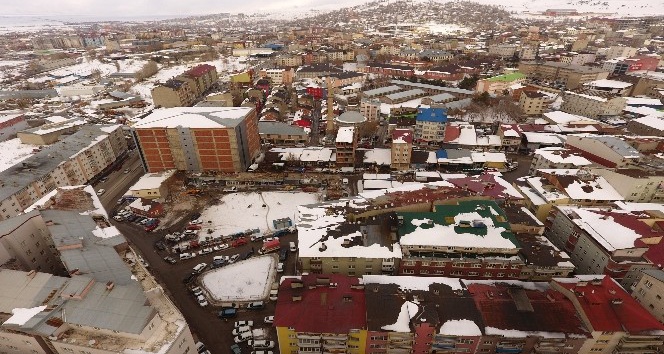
[112,207,298,354]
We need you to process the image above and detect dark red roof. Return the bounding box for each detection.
[446,173,523,200]
[443,124,461,142]
[185,64,216,78]
[553,276,664,333]
[274,275,366,333]
[467,282,588,336]
[293,119,311,128]
[392,129,413,143]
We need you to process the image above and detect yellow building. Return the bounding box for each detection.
[274,275,368,354]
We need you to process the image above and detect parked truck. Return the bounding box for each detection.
[259,239,280,255]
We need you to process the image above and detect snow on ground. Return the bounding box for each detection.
[198,192,318,240]
[48,58,117,78]
[0,138,37,173]
[201,255,276,302]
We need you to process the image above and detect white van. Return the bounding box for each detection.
[289,242,297,252]
[179,253,195,261]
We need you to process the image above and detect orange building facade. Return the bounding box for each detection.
[132,107,260,173]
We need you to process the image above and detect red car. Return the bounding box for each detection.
[186,225,202,230]
[144,224,158,232]
[231,238,248,247]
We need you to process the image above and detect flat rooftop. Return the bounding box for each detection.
[133,107,254,129]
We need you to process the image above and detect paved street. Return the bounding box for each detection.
[96,152,144,211]
[113,216,296,354]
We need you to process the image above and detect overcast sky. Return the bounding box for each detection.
[0,0,357,17]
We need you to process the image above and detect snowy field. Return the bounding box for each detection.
[0,139,37,173]
[198,191,318,240]
[201,255,276,302]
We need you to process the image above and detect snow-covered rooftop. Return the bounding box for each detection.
[133,107,254,129]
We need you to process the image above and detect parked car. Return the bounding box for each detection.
[190,219,203,225]
[144,224,157,232]
[182,273,196,284]
[218,308,238,318]
[200,247,213,255]
[96,189,105,195]
[195,342,207,354]
[279,249,288,262]
[154,240,167,251]
[113,215,124,222]
[163,256,177,264]
[246,301,264,310]
[190,212,201,221]
[269,288,278,301]
[231,238,248,247]
[249,340,275,349]
[211,259,226,269]
[234,332,252,343]
[179,253,196,261]
[197,295,208,307]
[232,326,252,336]
[191,286,203,297]
[242,250,254,260]
[276,263,284,273]
[192,263,207,274]
[187,225,202,230]
[263,316,274,324]
[230,344,241,354]
[251,351,273,354]
[228,254,240,263]
[234,320,254,328]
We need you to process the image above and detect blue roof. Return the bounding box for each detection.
[436,149,448,159]
[416,108,447,123]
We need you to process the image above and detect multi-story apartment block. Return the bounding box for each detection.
[518,91,549,115]
[261,68,294,85]
[152,64,218,108]
[390,129,412,170]
[414,108,447,143]
[518,61,609,89]
[488,44,519,58]
[545,204,661,288]
[476,72,526,95]
[529,147,593,174]
[360,274,664,354]
[592,168,664,203]
[559,52,597,66]
[258,121,308,145]
[295,63,342,80]
[360,99,381,121]
[132,107,260,173]
[0,113,28,142]
[397,200,523,279]
[565,135,642,168]
[605,45,638,59]
[0,186,197,354]
[0,125,127,221]
[627,115,664,137]
[276,54,303,67]
[18,117,87,145]
[274,275,367,354]
[335,127,357,167]
[561,91,627,119]
[497,124,523,152]
[632,269,664,323]
[362,63,415,79]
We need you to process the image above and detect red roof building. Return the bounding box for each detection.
[552,276,664,333]
[275,274,367,333]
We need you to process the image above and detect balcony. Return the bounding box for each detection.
[385,348,411,354]
[298,341,322,348]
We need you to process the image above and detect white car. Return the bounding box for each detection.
[192,263,207,274]
[232,325,252,336]
[229,254,240,263]
[190,219,203,225]
[276,263,284,273]
[234,320,254,328]
[263,316,274,324]
[249,340,275,349]
[96,189,105,196]
[197,295,208,307]
[234,332,252,343]
[191,287,203,297]
[251,351,274,354]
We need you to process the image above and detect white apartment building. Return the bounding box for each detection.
[560,91,626,119]
[565,135,642,168]
[605,46,638,60]
[529,147,592,174]
[592,168,664,203]
[559,52,596,66]
[632,269,664,323]
[488,44,519,58]
[360,99,381,121]
[0,125,128,221]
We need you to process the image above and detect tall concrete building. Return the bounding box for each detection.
[0,186,197,354]
[518,61,609,89]
[132,107,260,173]
[0,125,128,221]
[152,64,218,108]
